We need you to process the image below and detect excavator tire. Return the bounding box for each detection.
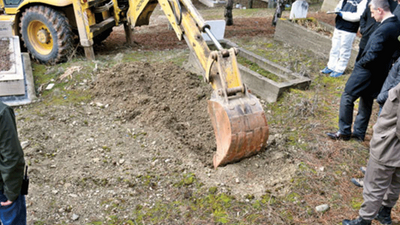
[20,6,74,64]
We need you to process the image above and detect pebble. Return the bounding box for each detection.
[315,204,329,212]
[72,214,79,221]
[21,141,30,149]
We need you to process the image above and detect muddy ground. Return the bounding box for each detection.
[0,38,11,71]
[4,3,374,224]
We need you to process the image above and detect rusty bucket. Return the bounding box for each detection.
[208,92,269,168]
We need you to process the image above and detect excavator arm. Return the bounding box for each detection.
[128,0,269,168]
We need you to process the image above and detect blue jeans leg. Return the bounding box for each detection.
[0,191,26,225]
[352,95,373,140]
[339,91,358,136]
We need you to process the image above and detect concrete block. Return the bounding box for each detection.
[321,0,340,12]
[223,40,310,102]
[0,36,36,106]
[195,39,311,103]
[274,19,358,69]
[202,20,226,42]
[0,19,13,37]
[198,0,226,7]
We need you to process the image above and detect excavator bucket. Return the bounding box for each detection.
[208,92,269,168]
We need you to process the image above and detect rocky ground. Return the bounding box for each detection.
[3,2,387,225]
[0,38,11,71]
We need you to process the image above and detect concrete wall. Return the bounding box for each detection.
[321,0,340,12]
[274,19,358,69]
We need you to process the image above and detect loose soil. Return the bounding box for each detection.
[3,3,378,224]
[0,38,11,71]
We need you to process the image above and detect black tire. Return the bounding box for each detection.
[20,5,74,64]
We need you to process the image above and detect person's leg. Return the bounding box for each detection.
[359,160,394,220]
[374,166,400,224]
[335,31,356,73]
[352,95,374,141]
[382,166,400,207]
[0,191,26,225]
[327,28,341,71]
[338,91,358,136]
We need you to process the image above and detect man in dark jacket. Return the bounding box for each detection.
[327,0,400,142]
[377,58,400,107]
[356,0,397,61]
[0,101,26,224]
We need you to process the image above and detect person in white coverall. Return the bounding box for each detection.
[321,0,367,77]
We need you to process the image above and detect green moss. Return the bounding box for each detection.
[286,192,301,202]
[175,173,197,186]
[351,197,363,209]
[261,193,276,205]
[280,210,294,220]
[209,186,218,194]
[237,56,284,82]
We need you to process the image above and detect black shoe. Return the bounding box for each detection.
[375,205,392,225]
[351,134,364,142]
[327,131,351,141]
[360,167,366,175]
[343,217,372,225]
[351,178,363,187]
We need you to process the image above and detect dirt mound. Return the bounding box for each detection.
[91,61,216,167]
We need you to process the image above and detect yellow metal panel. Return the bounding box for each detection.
[4,0,73,15]
[86,8,96,26]
[72,0,93,47]
[17,0,73,9]
[181,12,209,69]
[158,0,182,40]
[0,15,15,21]
[4,8,17,14]
[112,0,121,25]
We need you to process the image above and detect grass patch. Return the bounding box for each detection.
[237,56,285,82]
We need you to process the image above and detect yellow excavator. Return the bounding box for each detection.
[0,0,269,168]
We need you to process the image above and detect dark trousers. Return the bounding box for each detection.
[339,91,374,139]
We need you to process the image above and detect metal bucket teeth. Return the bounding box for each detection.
[208,94,269,168]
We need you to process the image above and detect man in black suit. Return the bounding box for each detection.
[327,0,400,143]
[357,0,397,61]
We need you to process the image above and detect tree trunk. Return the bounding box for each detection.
[225,0,234,26]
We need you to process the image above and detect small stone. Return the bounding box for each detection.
[235,178,240,183]
[71,214,79,221]
[119,159,125,164]
[45,83,55,90]
[319,167,324,172]
[52,190,58,194]
[315,204,329,212]
[69,194,78,198]
[20,141,30,149]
